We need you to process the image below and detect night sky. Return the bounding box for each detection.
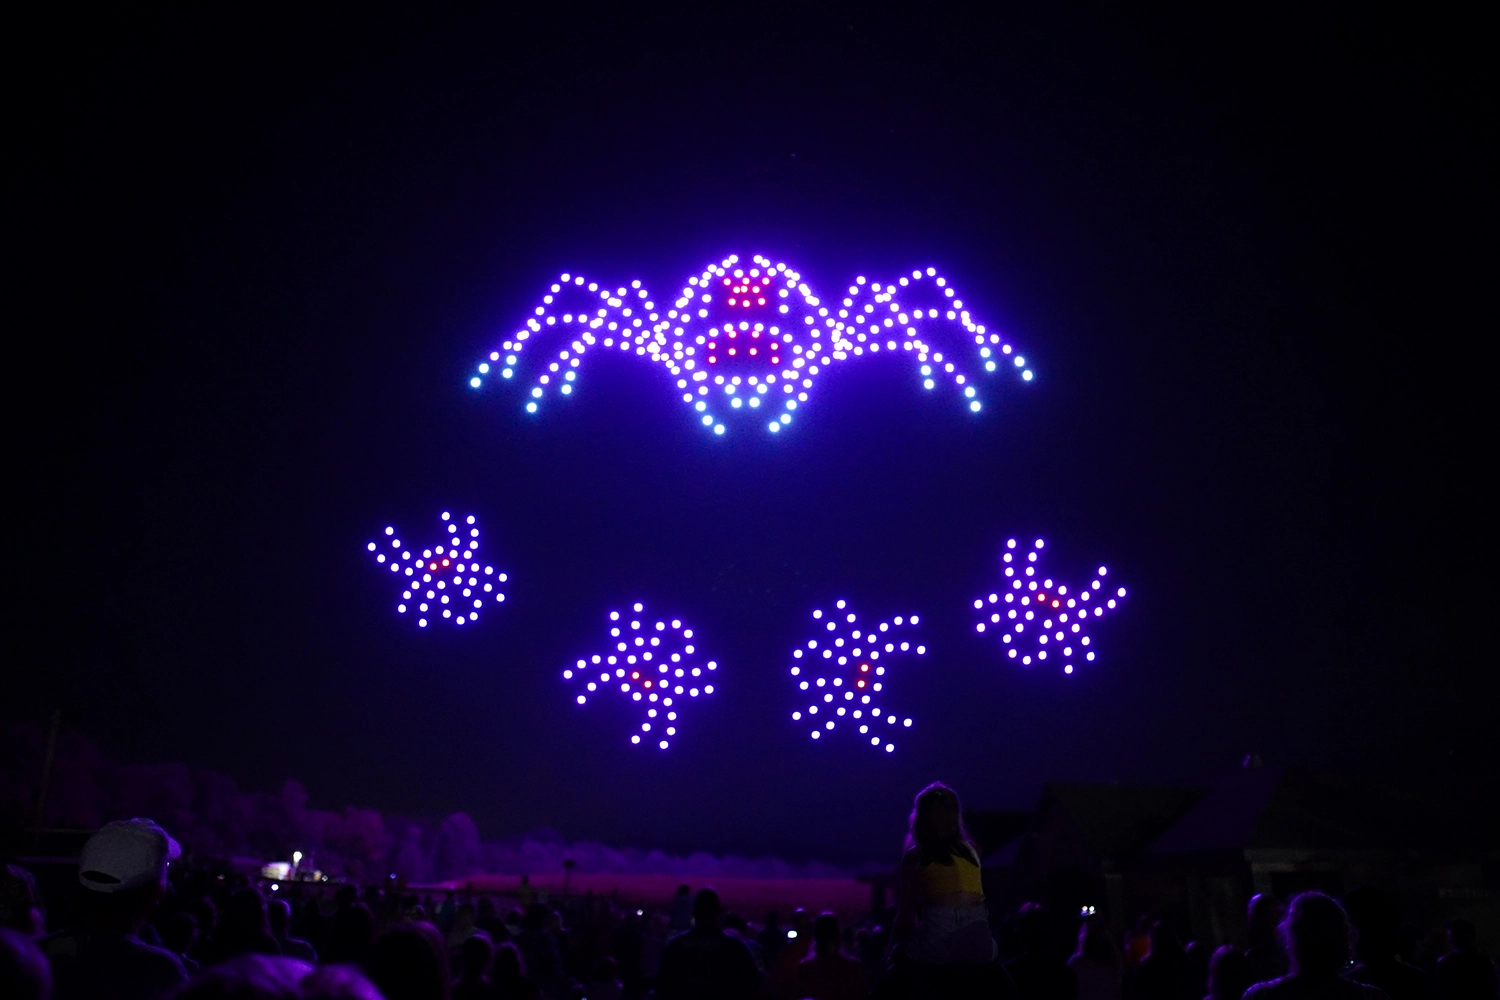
[7,6,1490,865]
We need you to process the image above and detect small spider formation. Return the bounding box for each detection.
[562,603,717,750]
[973,538,1127,674]
[366,513,508,628]
[470,252,1034,436]
[790,600,922,752]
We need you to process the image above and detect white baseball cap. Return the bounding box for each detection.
[78,819,181,893]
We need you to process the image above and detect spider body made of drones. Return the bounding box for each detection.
[790,600,923,752]
[366,512,508,628]
[562,603,717,750]
[472,253,1034,435]
[973,538,1127,674]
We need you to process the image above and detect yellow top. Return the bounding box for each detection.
[915,853,983,898]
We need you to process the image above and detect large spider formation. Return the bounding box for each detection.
[471,252,1034,435]
[562,603,718,750]
[789,600,923,752]
[366,512,508,628]
[973,538,1127,674]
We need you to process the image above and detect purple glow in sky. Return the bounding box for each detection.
[790,600,923,752]
[562,603,717,750]
[973,538,1127,674]
[366,512,507,628]
[471,253,1033,435]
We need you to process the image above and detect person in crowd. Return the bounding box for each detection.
[586,955,625,1000]
[491,941,541,1000]
[1244,892,1385,1000]
[1070,918,1123,1000]
[40,818,189,999]
[161,913,201,973]
[164,955,382,999]
[1,927,52,1000]
[758,910,786,970]
[789,911,866,1000]
[475,897,509,944]
[186,898,218,965]
[1131,922,1197,1000]
[670,885,694,934]
[1342,887,1430,1000]
[881,783,1016,1000]
[513,903,563,995]
[655,887,763,1000]
[1435,921,1497,1000]
[1247,895,1290,987]
[1204,945,1250,1000]
[447,903,482,951]
[1005,903,1074,1000]
[722,912,765,970]
[324,902,375,965]
[450,932,494,1000]
[365,921,450,1000]
[197,887,280,964]
[771,908,813,995]
[1,864,46,937]
[268,899,317,964]
[891,783,999,967]
[1186,942,1210,999]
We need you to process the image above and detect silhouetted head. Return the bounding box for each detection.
[813,912,841,955]
[1281,892,1351,978]
[906,782,977,864]
[692,888,723,930]
[1342,886,1399,962]
[1248,894,1284,948]
[1207,945,1251,1000]
[0,865,44,937]
[1149,921,1183,957]
[1447,920,1477,953]
[267,897,292,936]
[223,886,271,941]
[365,921,449,1000]
[459,932,493,979]
[791,908,810,932]
[325,902,375,965]
[162,911,199,955]
[1075,919,1119,965]
[764,910,780,929]
[676,884,691,897]
[0,928,50,1000]
[521,903,547,932]
[1016,902,1052,955]
[492,941,528,981]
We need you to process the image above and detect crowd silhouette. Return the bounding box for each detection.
[1,785,1495,1000]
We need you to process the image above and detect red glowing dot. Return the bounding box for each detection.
[631,671,640,679]
[860,664,870,671]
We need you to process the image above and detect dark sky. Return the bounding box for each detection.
[6,6,1490,865]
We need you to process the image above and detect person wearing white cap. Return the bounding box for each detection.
[40,818,188,1000]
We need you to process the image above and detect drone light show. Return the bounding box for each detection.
[973,538,1127,674]
[789,600,924,752]
[563,603,717,750]
[366,512,507,628]
[471,253,1034,435]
